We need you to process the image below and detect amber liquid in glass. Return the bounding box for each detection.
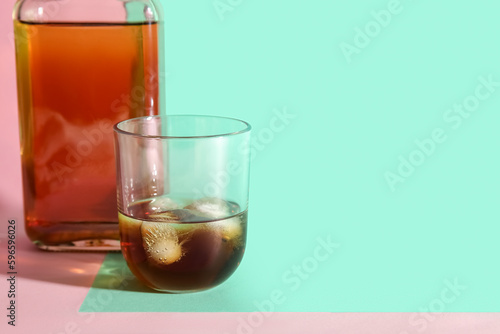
[14,21,159,250]
[119,197,247,292]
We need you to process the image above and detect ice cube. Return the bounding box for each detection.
[148,209,199,223]
[148,211,180,222]
[208,216,243,247]
[141,222,184,265]
[149,196,180,213]
[185,197,240,219]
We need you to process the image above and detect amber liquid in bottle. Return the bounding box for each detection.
[14,21,159,250]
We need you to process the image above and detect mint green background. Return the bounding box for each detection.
[81,0,500,312]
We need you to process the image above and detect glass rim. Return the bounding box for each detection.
[113,114,252,139]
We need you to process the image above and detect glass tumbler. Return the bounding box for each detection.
[114,115,251,292]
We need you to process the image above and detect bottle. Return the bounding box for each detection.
[12,0,164,250]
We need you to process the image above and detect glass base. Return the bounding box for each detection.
[35,239,121,252]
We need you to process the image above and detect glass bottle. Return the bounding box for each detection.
[12,0,164,251]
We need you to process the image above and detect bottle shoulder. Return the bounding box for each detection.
[13,0,162,24]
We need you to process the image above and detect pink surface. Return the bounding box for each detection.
[1,1,500,333]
